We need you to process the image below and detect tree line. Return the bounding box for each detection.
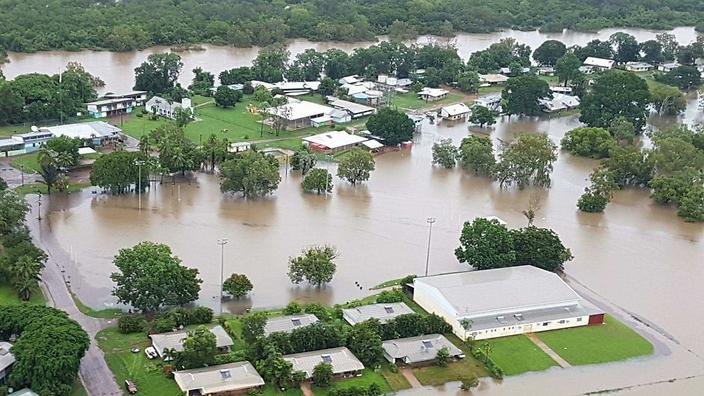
[2,0,702,55]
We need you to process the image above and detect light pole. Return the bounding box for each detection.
[19,165,24,186]
[37,192,42,221]
[424,217,436,276]
[135,160,145,211]
[217,238,228,316]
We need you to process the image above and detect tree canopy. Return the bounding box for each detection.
[134,53,183,93]
[337,148,375,185]
[110,241,202,312]
[219,151,281,198]
[288,245,337,287]
[494,134,558,189]
[502,76,550,116]
[366,108,414,146]
[579,71,650,132]
[223,273,253,298]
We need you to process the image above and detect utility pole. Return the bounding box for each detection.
[135,160,145,211]
[217,238,228,317]
[37,192,42,221]
[425,217,436,276]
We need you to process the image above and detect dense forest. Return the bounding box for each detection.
[0,0,703,54]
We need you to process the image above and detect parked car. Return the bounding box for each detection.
[125,380,138,394]
[144,346,159,360]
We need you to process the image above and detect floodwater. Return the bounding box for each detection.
[1,27,699,94]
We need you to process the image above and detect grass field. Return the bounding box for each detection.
[0,280,44,305]
[14,182,90,196]
[412,333,487,386]
[391,92,465,110]
[96,327,183,396]
[312,369,391,395]
[483,335,558,376]
[379,365,411,391]
[71,292,123,319]
[260,385,303,395]
[537,315,653,366]
[10,152,41,173]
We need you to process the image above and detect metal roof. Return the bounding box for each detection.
[342,302,414,325]
[382,334,463,364]
[330,99,375,115]
[0,342,15,373]
[283,347,364,378]
[149,325,233,357]
[441,103,470,116]
[263,314,319,336]
[414,266,583,319]
[303,131,367,149]
[265,100,333,121]
[583,57,615,68]
[174,361,264,393]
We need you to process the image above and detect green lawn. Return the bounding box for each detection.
[483,335,558,376]
[379,365,411,391]
[477,85,504,95]
[391,92,465,110]
[70,379,88,396]
[10,152,41,173]
[296,94,326,105]
[0,280,44,305]
[260,384,303,396]
[71,292,123,319]
[413,356,487,386]
[312,369,391,395]
[96,327,182,396]
[14,182,91,196]
[536,315,653,366]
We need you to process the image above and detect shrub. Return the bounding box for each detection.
[136,113,143,118]
[577,191,609,213]
[213,350,246,365]
[189,307,214,324]
[283,301,303,315]
[118,315,144,334]
[471,347,504,379]
[153,317,177,333]
[436,346,450,367]
[328,384,382,396]
[303,303,330,321]
[312,362,333,387]
[376,289,404,303]
[399,275,416,286]
[460,376,479,390]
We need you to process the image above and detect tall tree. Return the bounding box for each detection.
[494,134,558,189]
[188,67,214,96]
[134,53,183,93]
[502,76,550,116]
[219,151,281,198]
[455,218,515,270]
[336,148,375,185]
[287,245,337,287]
[533,40,567,66]
[555,52,581,87]
[511,227,573,272]
[176,326,216,369]
[609,32,640,63]
[431,139,457,169]
[458,135,495,176]
[579,71,650,132]
[223,273,253,298]
[302,168,333,194]
[366,108,415,146]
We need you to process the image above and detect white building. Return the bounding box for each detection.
[658,62,679,72]
[440,103,470,120]
[265,99,334,130]
[283,347,364,379]
[342,303,414,325]
[173,361,264,395]
[478,74,509,86]
[302,131,369,153]
[86,91,147,118]
[329,99,376,119]
[145,96,193,119]
[582,57,615,71]
[264,314,319,336]
[417,88,449,102]
[539,93,580,113]
[149,326,233,359]
[625,62,654,72]
[382,334,464,365]
[473,93,502,112]
[0,342,15,383]
[413,266,605,341]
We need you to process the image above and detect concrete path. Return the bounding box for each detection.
[400,367,422,388]
[299,382,315,396]
[525,333,572,368]
[30,218,122,396]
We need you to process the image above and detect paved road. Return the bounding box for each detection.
[0,158,40,189]
[30,219,122,396]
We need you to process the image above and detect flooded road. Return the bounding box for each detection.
[1,27,699,94]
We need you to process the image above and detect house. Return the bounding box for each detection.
[417,88,449,102]
[9,390,39,396]
[208,84,244,95]
[342,303,414,325]
[440,103,470,120]
[351,90,385,106]
[149,326,233,359]
[283,347,364,379]
[311,115,333,128]
[339,75,361,85]
[330,109,352,124]
[86,91,147,118]
[537,66,555,76]
[8,121,123,152]
[302,131,368,153]
[498,67,531,75]
[265,100,334,130]
[625,62,653,72]
[582,57,615,71]
[407,114,424,132]
[382,334,464,366]
[549,86,573,94]
[0,342,15,383]
[413,266,605,341]
[473,93,502,112]
[478,74,509,86]
[539,93,580,113]
[250,80,276,90]
[173,361,264,395]
[229,142,251,153]
[145,96,193,119]
[0,137,25,157]
[264,314,319,336]
[377,75,412,89]
[658,62,679,72]
[329,99,376,119]
[274,81,321,95]
[361,139,384,153]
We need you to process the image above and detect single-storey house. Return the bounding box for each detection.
[0,137,26,157]
[413,266,604,341]
[658,62,679,72]
[311,114,333,127]
[303,131,368,153]
[361,139,384,152]
[283,347,364,379]
[440,103,470,120]
[473,93,502,112]
[479,74,509,86]
[274,81,321,95]
[265,100,334,130]
[539,93,580,113]
[9,389,39,396]
[625,62,653,72]
[342,302,414,325]
[417,88,449,102]
[173,361,264,395]
[229,142,251,153]
[4,122,123,155]
[0,342,15,383]
[582,57,615,71]
[549,86,573,94]
[329,99,376,119]
[264,314,319,336]
[339,75,361,85]
[250,80,276,90]
[330,109,352,124]
[537,66,555,76]
[382,334,464,366]
[145,96,193,119]
[208,84,245,95]
[150,326,233,359]
[498,67,531,75]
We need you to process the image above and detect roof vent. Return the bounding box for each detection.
[321,354,332,363]
[220,369,231,379]
[384,306,394,314]
[291,318,302,326]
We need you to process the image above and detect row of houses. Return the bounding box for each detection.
[264,97,377,130]
[0,121,122,157]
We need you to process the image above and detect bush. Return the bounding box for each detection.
[213,350,247,365]
[471,347,504,379]
[399,275,416,286]
[118,315,144,334]
[283,301,303,315]
[312,362,333,387]
[153,317,177,333]
[303,303,330,321]
[328,384,382,396]
[376,289,404,303]
[189,307,214,324]
[577,191,609,213]
[136,113,143,118]
[460,376,479,390]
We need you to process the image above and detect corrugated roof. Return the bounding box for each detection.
[303,131,367,149]
[174,361,264,393]
[342,302,414,325]
[382,334,463,364]
[283,347,364,378]
[0,342,15,372]
[150,326,233,357]
[263,314,319,336]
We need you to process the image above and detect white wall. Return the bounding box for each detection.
[468,315,590,340]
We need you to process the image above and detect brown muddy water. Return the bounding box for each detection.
[1,27,699,94]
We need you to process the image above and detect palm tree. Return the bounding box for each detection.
[203,133,219,172]
[37,149,61,194]
[11,255,42,301]
[139,134,152,154]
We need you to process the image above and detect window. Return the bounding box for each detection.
[384,306,394,314]
[543,322,549,326]
[291,318,302,326]
[220,369,231,379]
[577,317,583,322]
[322,355,332,363]
[558,320,566,324]
[514,313,524,321]
[421,340,433,349]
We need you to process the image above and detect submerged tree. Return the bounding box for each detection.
[288,245,338,287]
[219,151,281,198]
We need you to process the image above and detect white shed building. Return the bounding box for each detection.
[413,266,604,341]
[440,103,470,120]
[582,57,615,71]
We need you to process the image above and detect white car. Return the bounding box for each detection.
[144,346,159,360]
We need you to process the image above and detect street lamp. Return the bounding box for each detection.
[37,191,42,221]
[217,238,229,316]
[134,160,145,211]
[19,165,24,186]
[424,217,436,276]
